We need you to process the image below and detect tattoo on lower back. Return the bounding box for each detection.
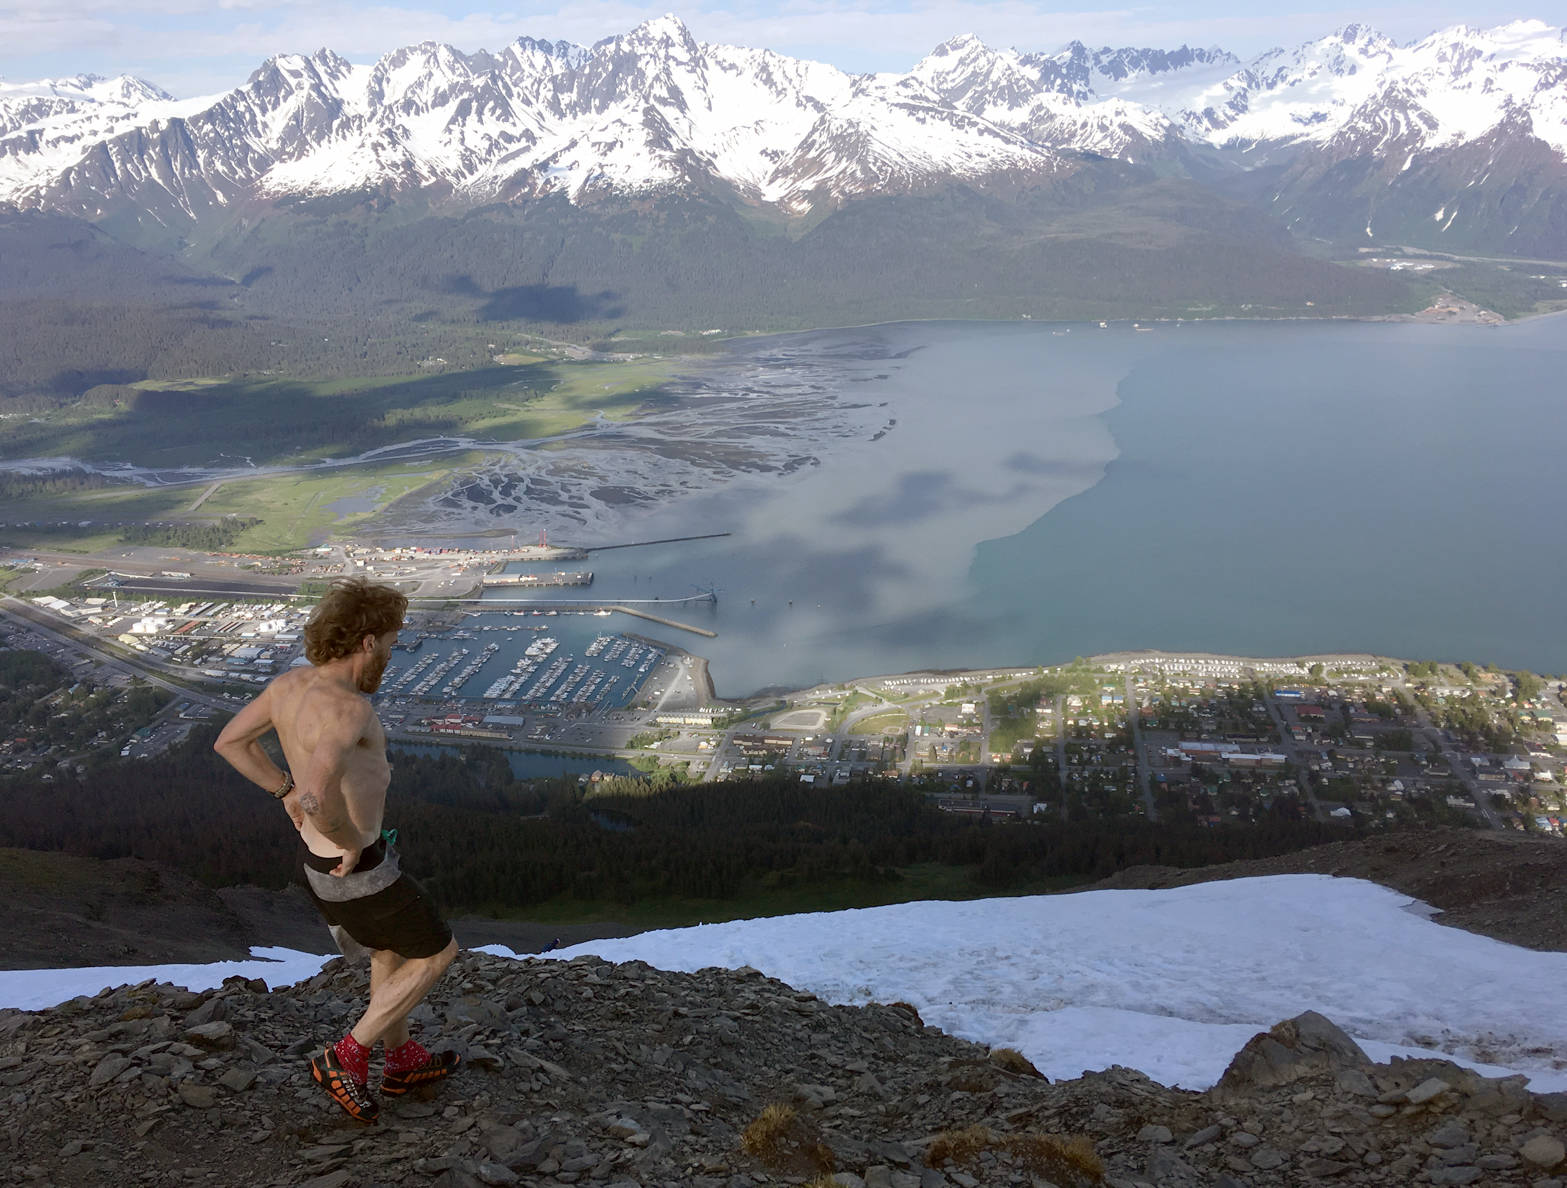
[298,791,321,815]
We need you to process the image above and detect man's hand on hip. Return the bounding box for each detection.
[330,845,362,878]
[282,787,308,833]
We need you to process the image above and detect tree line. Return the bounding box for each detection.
[0,727,1344,915]
[3,179,1426,402]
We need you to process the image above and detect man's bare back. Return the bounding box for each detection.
[270,665,390,859]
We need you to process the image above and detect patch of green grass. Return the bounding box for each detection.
[492,863,1087,929]
[200,460,465,552]
[0,358,680,468]
[988,716,1042,755]
[0,456,466,554]
[0,528,130,553]
[827,691,875,731]
[0,848,112,893]
[849,710,908,736]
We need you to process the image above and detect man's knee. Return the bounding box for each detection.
[414,936,457,971]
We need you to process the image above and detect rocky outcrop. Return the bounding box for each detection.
[1210,1010,1370,1100]
[2,951,1565,1187]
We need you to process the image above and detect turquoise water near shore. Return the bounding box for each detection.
[497,314,1567,696]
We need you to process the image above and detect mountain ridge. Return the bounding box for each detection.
[1,16,1562,257]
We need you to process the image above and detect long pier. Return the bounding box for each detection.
[610,605,717,638]
[581,532,732,552]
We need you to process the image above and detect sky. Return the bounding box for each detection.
[3,874,1564,1094]
[0,0,1550,99]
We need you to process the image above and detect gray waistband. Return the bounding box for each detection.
[305,843,402,902]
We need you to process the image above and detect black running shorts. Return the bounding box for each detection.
[303,841,453,959]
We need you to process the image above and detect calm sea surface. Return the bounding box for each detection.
[490,314,1567,697]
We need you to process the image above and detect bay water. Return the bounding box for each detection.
[529,314,1567,697]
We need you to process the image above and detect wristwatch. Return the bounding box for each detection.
[271,772,295,799]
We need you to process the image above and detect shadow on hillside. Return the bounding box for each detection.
[44,368,147,398]
[444,275,624,323]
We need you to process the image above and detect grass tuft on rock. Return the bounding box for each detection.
[989,1046,1046,1078]
[740,1102,835,1173]
[928,1125,1103,1186]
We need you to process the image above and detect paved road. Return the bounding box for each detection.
[830,693,897,762]
[1394,680,1502,829]
[0,595,231,713]
[1124,675,1158,821]
[1053,694,1068,820]
[1258,693,1328,822]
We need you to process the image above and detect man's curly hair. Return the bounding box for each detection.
[303,578,408,665]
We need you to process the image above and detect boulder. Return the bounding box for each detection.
[1210,1011,1369,1101]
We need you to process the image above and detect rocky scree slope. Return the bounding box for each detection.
[5,950,1567,1187]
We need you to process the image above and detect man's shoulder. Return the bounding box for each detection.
[279,665,362,709]
[304,674,373,717]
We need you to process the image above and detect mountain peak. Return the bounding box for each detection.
[1323,22,1396,54]
[615,13,698,48]
[932,33,989,55]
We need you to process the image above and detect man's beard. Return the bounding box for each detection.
[360,651,388,693]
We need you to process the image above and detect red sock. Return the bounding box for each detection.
[384,1038,431,1074]
[334,1033,371,1085]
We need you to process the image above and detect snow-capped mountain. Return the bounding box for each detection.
[0,16,1071,222]
[0,15,1562,253]
[0,73,173,138]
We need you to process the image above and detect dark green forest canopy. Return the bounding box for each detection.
[0,178,1442,401]
[0,728,1341,916]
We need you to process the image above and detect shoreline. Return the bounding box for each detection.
[717,647,1457,705]
[701,299,1567,348]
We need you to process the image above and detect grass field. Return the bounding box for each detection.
[484,863,1087,929]
[0,457,471,553]
[0,357,680,468]
[198,461,469,552]
[848,710,909,735]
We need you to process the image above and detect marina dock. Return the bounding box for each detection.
[483,571,594,588]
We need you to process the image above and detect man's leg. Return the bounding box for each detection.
[367,948,411,1050]
[349,937,458,1049]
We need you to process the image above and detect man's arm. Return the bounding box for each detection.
[213,684,290,795]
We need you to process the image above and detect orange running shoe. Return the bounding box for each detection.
[381,1049,461,1097]
[309,1047,380,1123]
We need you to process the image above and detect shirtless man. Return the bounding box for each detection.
[215,577,459,1123]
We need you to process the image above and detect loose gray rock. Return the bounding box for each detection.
[176,1082,218,1108]
[1523,1136,1567,1169]
[1427,1120,1471,1148]
[183,1021,236,1049]
[5,952,1566,1188]
[1406,1077,1453,1105]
